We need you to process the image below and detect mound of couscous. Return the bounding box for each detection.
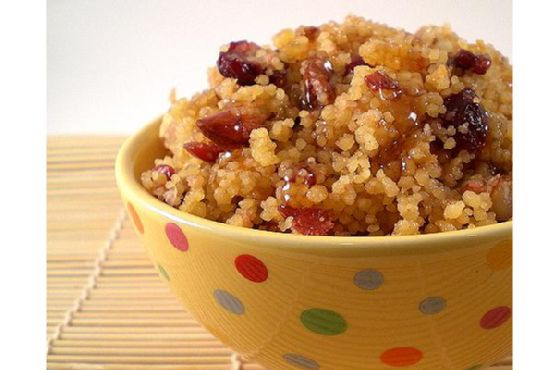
[141,16,512,236]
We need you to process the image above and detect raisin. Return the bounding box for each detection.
[293,116,302,129]
[302,26,320,41]
[451,49,491,75]
[196,109,268,147]
[442,88,488,153]
[184,142,227,162]
[343,54,372,76]
[269,69,288,88]
[217,40,263,86]
[301,53,335,110]
[153,164,175,178]
[365,70,402,100]
[278,205,334,235]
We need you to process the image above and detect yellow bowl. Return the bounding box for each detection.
[115,117,512,370]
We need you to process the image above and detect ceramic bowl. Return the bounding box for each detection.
[115,117,512,370]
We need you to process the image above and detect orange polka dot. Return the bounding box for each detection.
[487,240,512,271]
[380,347,423,367]
[127,203,144,234]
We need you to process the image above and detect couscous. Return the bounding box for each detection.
[141,16,512,236]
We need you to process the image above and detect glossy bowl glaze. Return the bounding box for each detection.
[115,117,512,370]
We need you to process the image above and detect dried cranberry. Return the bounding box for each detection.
[301,53,335,110]
[452,49,476,69]
[217,40,263,86]
[278,204,297,218]
[196,109,268,147]
[278,205,334,235]
[153,164,175,178]
[299,168,317,187]
[344,55,372,76]
[451,49,491,75]
[302,26,320,41]
[442,88,488,153]
[471,55,492,75]
[365,70,402,100]
[184,142,227,162]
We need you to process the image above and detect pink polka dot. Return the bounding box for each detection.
[235,255,268,283]
[165,223,189,251]
[480,306,511,329]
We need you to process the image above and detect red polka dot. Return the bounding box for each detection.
[480,306,511,329]
[165,223,189,251]
[234,255,268,283]
[380,347,423,367]
[127,203,144,234]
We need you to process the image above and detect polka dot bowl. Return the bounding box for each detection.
[116,118,512,370]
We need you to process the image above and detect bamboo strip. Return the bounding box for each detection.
[101,260,152,267]
[87,291,173,299]
[62,326,208,334]
[50,340,226,348]
[60,333,218,341]
[73,312,193,320]
[93,282,167,289]
[47,136,124,145]
[48,152,121,162]
[48,262,96,270]
[47,355,231,364]
[50,347,232,356]
[70,318,203,327]
[47,363,230,370]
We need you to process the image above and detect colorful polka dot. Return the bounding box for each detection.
[300,308,347,335]
[380,347,423,367]
[235,254,268,283]
[419,296,446,315]
[282,353,320,369]
[165,223,189,251]
[214,289,244,315]
[487,240,512,271]
[158,264,170,281]
[127,203,144,234]
[480,306,511,329]
[353,269,384,290]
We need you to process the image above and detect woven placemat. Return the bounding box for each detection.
[46,136,511,370]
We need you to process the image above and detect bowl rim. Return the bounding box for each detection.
[115,116,512,252]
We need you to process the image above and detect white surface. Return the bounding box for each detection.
[47,0,511,134]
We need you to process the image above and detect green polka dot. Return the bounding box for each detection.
[300,308,347,335]
[158,264,170,281]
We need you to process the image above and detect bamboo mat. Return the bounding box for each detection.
[46,136,512,370]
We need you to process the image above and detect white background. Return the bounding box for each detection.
[47,0,511,134]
